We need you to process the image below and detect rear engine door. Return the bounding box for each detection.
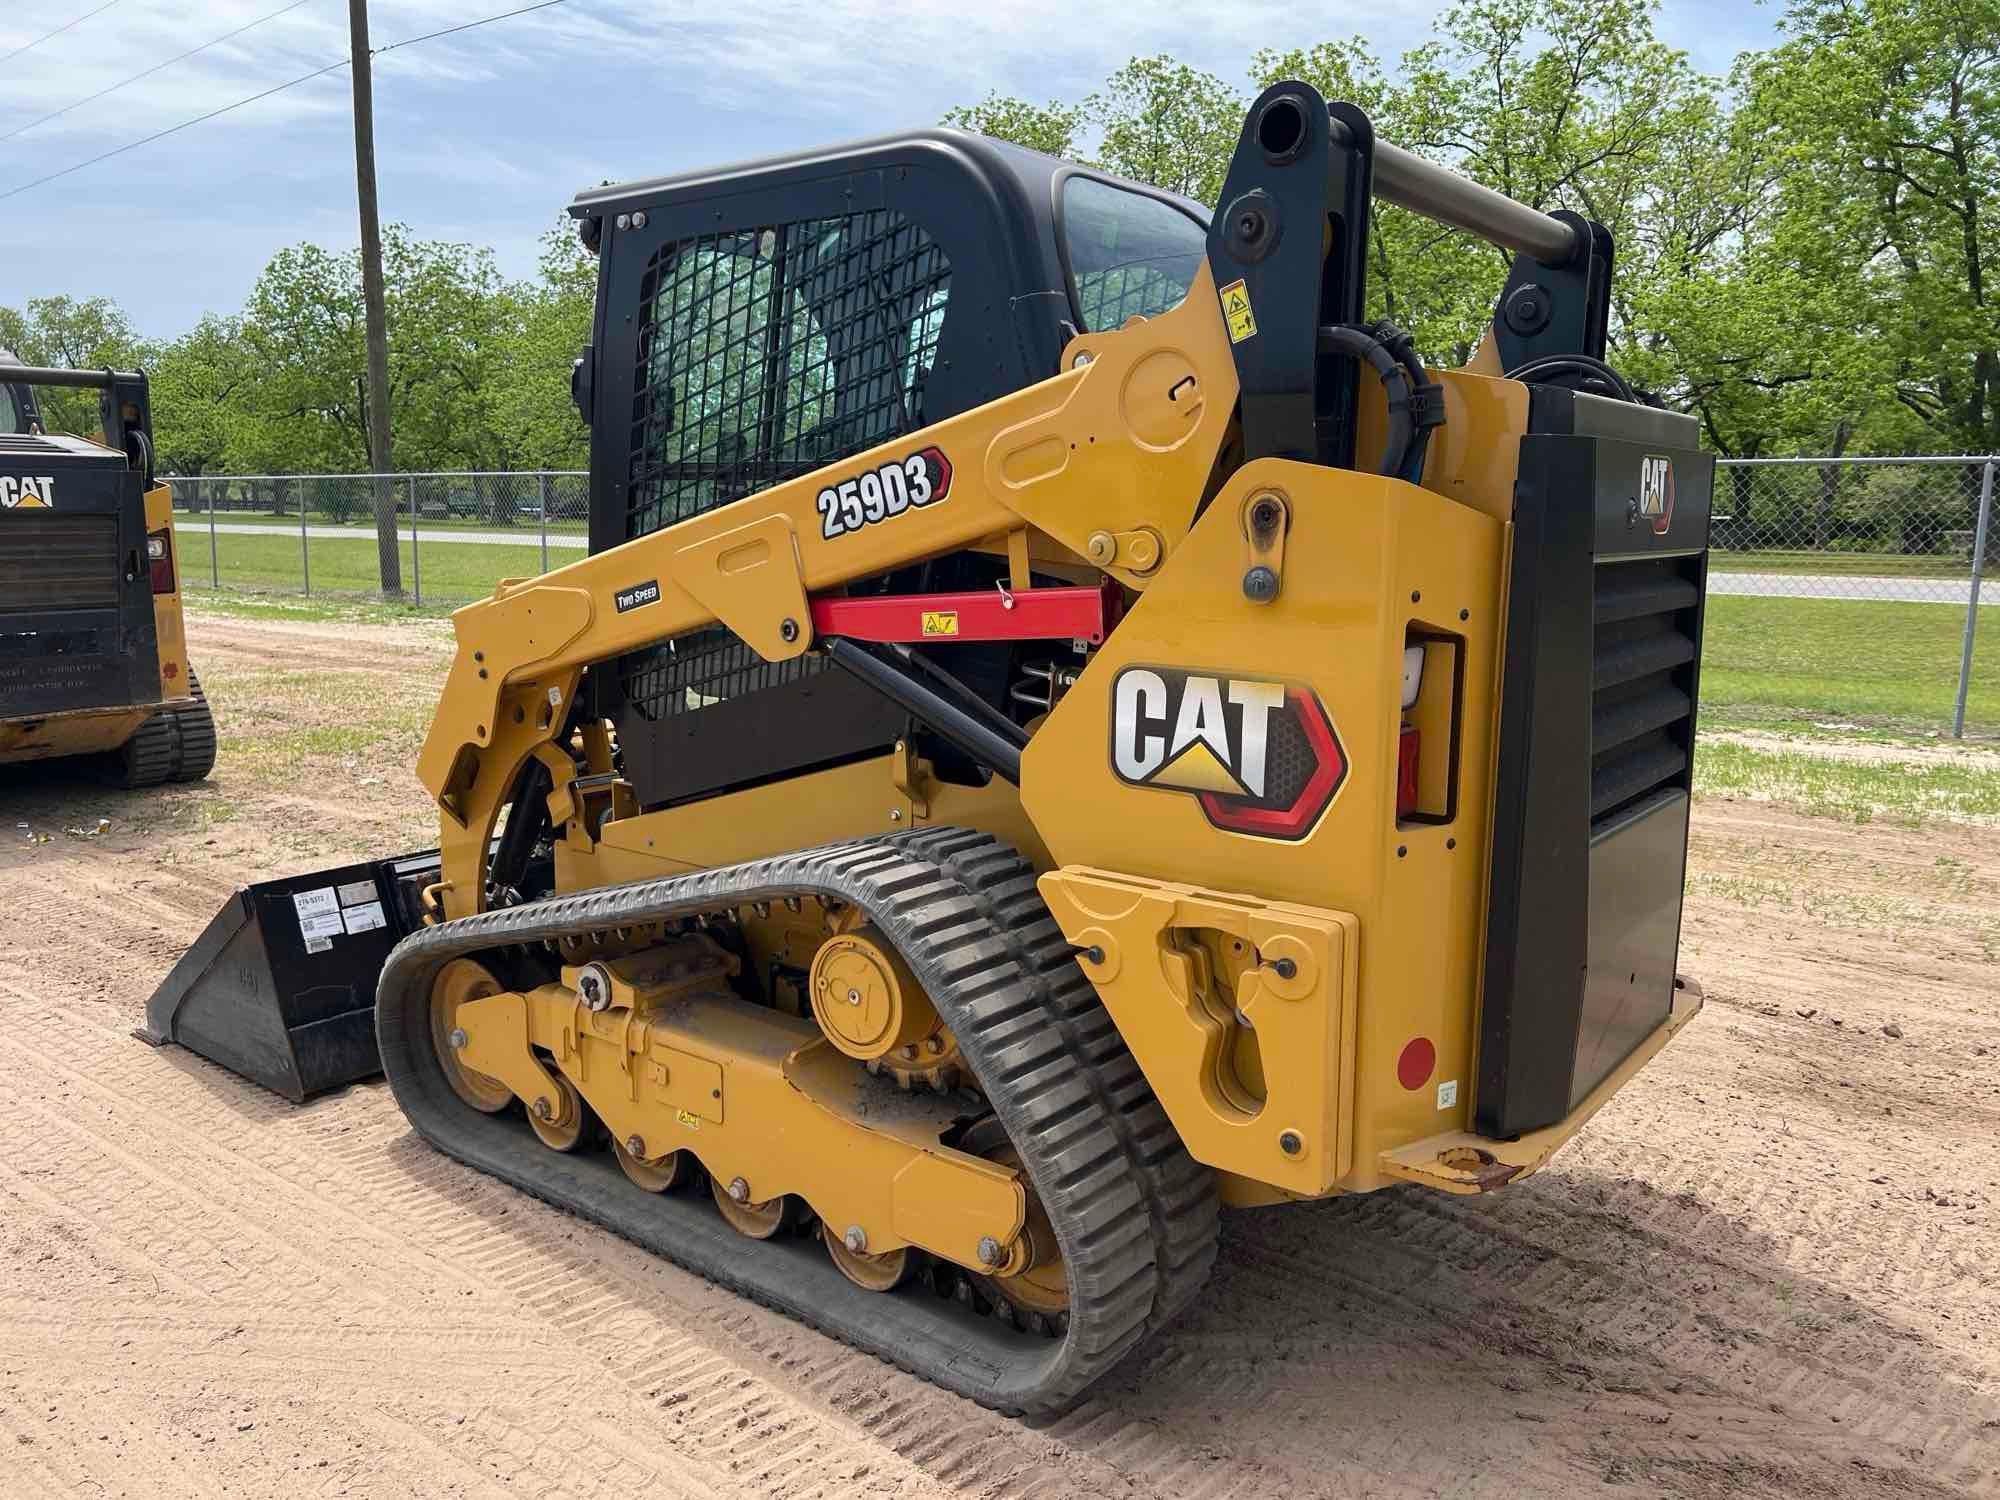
[0,435,162,719]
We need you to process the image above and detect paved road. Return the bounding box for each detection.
[181,518,588,549]
[1706,569,1994,605]
[181,519,1998,603]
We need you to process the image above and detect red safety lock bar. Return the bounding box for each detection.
[809,580,1114,645]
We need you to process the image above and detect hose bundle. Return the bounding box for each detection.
[1318,320,1445,479]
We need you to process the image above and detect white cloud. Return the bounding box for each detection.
[0,0,1772,336]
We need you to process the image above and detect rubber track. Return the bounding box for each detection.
[375,829,1219,1415]
[169,670,218,784]
[110,670,217,787]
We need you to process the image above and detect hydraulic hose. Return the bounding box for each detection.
[1370,319,1443,480]
[486,759,552,907]
[1319,323,1413,477]
[1504,353,1636,404]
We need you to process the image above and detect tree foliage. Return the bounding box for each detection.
[2,223,595,479]
[0,295,150,434]
[1089,57,1244,205]
[2,0,1992,473]
[1744,0,2000,453]
[941,94,1087,158]
[946,0,2000,457]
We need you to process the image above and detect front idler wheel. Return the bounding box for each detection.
[430,958,513,1114]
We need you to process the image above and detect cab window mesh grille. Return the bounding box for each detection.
[620,626,820,723]
[621,210,951,721]
[626,212,951,542]
[1061,176,1205,332]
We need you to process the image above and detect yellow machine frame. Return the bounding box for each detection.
[411,255,1698,1207]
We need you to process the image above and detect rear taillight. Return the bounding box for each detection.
[147,529,175,593]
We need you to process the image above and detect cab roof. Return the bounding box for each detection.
[567,126,1206,228]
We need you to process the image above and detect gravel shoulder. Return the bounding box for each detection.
[0,608,1994,1499]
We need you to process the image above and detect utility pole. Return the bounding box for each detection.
[348,0,402,597]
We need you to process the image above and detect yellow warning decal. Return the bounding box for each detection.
[675,1108,701,1131]
[1219,278,1257,343]
[921,610,960,637]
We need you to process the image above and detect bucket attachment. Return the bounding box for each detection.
[138,850,440,1102]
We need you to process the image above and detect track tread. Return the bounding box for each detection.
[105,668,217,787]
[374,828,1218,1415]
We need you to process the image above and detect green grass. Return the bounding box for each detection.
[178,527,552,606]
[1685,866,2000,958]
[1700,594,1999,737]
[1710,548,1990,580]
[184,592,457,625]
[204,664,443,792]
[1694,739,2000,824]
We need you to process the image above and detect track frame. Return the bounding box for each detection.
[377,828,1218,1415]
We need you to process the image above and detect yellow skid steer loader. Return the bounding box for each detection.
[144,83,1710,1413]
[1,359,215,785]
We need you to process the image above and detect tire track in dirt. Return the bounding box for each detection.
[1,989,952,1499]
[11,870,1996,1499]
[3,613,1997,1498]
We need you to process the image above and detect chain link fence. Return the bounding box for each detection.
[166,455,2000,738]
[1710,456,1995,737]
[165,471,590,609]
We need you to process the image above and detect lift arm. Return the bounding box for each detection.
[415,265,1241,916]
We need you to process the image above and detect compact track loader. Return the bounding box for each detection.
[144,84,1711,1412]
[1,359,215,785]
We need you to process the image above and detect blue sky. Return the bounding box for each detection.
[0,0,1784,339]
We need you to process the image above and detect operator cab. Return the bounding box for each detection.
[0,349,43,436]
[566,132,1209,811]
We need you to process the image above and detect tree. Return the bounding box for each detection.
[0,295,153,435]
[231,227,515,479]
[487,223,596,473]
[149,317,255,476]
[941,94,1086,158]
[1259,0,1741,371]
[1746,0,2000,454]
[1089,56,1243,204]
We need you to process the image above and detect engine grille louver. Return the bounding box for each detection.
[0,512,120,614]
[1590,557,1702,824]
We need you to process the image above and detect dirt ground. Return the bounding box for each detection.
[1,608,1995,1499]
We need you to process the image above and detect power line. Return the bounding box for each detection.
[0,57,353,202]
[0,0,570,203]
[372,0,569,57]
[0,0,123,69]
[1,0,318,146]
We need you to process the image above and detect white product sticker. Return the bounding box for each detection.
[304,936,333,955]
[342,900,387,935]
[299,909,345,944]
[1437,1079,1459,1110]
[336,880,377,908]
[293,887,339,923]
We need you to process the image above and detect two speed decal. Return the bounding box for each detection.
[817,446,952,540]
